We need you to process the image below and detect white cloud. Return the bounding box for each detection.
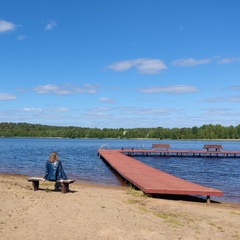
[33,84,99,95]
[22,108,42,112]
[79,84,99,93]
[22,107,68,113]
[83,108,110,118]
[172,58,211,67]
[201,95,240,103]
[217,57,240,64]
[0,20,16,33]
[201,97,225,103]
[45,20,57,30]
[119,107,179,115]
[227,96,240,102]
[0,93,16,100]
[202,108,235,116]
[98,97,116,104]
[107,61,133,72]
[53,107,69,112]
[229,85,240,91]
[33,84,70,94]
[106,58,167,74]
[139,85,198,94]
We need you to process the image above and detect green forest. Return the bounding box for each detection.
[1,122,240,139]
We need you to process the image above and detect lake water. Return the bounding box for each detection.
[0,138,239,203]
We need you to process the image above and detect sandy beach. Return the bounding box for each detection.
[0,174,240,240]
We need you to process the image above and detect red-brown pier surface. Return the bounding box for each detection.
[98,149,223,203]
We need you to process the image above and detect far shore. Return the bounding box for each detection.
[1,136,240,141]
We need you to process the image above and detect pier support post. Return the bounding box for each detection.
[207,195,210,204]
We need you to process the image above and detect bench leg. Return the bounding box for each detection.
[32,181,39,191]
[61,182,69,193]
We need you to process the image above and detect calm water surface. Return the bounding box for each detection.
[0,138,239,203]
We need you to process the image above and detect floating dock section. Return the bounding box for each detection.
[98,149,223,203]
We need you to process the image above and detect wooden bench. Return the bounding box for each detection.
[121,147,134,151]
[203,144,223,152]
[152,144,170,150]
[28,177,75,193]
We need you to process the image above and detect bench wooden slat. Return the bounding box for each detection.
[28,177,75,183]
[152,144,170,149]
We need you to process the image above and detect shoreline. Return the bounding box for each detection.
[2,136,240,141]
[2,173,240,206]
[1,173,240,239]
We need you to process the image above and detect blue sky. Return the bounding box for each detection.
[1,0,240,129]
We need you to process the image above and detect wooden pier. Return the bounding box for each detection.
[98,149,223,203]
[120,148,240,158]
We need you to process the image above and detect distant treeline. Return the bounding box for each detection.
[1,122,240,140]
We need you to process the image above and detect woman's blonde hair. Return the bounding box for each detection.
[49,152,59,163]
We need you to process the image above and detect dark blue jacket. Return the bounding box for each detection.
[43,160,67,181]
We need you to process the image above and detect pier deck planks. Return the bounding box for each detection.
[98,149,223,200]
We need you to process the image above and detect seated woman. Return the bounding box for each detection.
[43,151,67,190]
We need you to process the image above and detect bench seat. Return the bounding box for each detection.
[152,144,170,150]
[203,144,223,151]
[28,177,75,193]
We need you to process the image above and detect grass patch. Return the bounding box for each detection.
[153,212,183,226]
[166,218,183,226]
[229,211,240,215]
[154,212,168,219]
[41,182,53,187]
[128,199,140,204]
[44,188,51,193]
[139,206,148,212]
[127,186,145,197]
